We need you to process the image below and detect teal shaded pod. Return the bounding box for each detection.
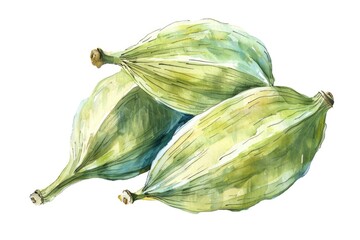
[30,70,189,205]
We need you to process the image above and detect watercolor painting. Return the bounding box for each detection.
[5,1,360,239]
[30,19,333,212]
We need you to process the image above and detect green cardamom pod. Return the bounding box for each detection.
[119,87,333,212]
[30,70,189,205]
[91,19,274,115]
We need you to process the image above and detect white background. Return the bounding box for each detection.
[0,0,359,239]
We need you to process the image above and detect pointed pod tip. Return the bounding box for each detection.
[321,91,334,107]
[30,190,43,205]
[118,190,133,205]
[90,48,104,68]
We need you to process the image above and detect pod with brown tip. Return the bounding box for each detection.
[119,87,333,213]
[91,19,274,115]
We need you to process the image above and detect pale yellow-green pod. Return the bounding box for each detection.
[119,86,333,213]
[91,19,274,115]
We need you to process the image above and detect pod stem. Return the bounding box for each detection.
[118,190,147,205]
[320,91,334,107]
[30,163,88,205]
[30,190,44,205]
[30,175,79,205]
[90,48,123,68]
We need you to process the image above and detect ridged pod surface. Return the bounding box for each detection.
[91,19,274,115]
[30,70,188,205]
[119,86,333,212]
